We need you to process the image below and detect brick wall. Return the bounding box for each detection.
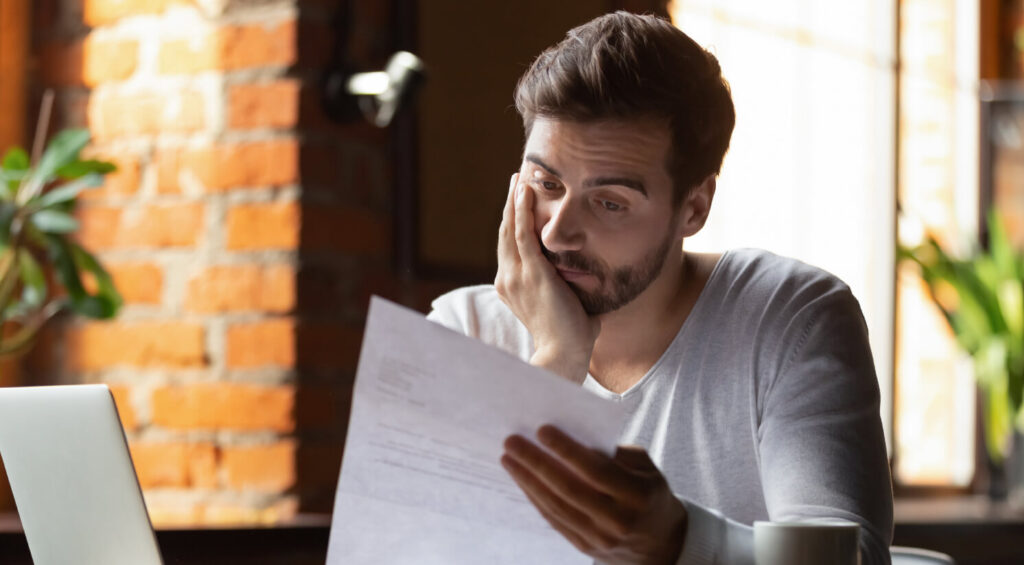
[16,0,450,524]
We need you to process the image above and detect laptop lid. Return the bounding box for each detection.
[0,384,162,565]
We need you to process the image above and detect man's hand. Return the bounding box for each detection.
[502,425,687,565]
[494,173,599,383]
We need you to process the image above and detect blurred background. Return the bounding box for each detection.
[0,0,1021,562]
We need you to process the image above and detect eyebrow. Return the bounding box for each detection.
[524,154,649,199]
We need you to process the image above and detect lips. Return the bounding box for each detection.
[556,268,591,282]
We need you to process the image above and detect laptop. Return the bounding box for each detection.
[0,384,163,565]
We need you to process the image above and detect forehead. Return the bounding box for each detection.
[523,117,672,176]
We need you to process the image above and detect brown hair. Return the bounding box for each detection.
[514,11,735,206]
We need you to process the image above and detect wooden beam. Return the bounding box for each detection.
[979,0,1001,79]
[0,0,30,152]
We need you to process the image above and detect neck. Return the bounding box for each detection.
[589,248,693,369]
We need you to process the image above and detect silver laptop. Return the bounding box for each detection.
[0,384,163,565]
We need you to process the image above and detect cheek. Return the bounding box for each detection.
[532,200,554,237]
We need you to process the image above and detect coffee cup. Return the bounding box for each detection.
[753,520,860,565]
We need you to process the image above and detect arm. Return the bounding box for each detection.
[755,287,893,564]
[680,287,892,565]
[494,172,599,383]
[503,288,893,565]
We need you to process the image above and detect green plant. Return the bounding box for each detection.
[0,128,121,359]
[900,210,1024,463]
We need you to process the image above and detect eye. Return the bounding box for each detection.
[540,180,559,191]
[600,200,624,212]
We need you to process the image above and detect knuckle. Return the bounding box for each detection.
[609,509,638,538]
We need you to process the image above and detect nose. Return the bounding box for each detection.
[539,196,585,253]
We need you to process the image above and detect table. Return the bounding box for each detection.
[0,514,330,565]
[892,496,1024,565]
[2,498,1023,564]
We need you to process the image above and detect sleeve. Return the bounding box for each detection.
[676,286,893,565]
[675,499,754,565]
[754,286,893,565]
[426,298,466,334]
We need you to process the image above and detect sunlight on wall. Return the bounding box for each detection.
[894,0,979,486]
[669,0,897,450]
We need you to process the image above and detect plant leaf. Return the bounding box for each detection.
[31,210,80,234]
[0,246,21,315]
[984,376,1013,464]
[0,148,29,201]
[18,249,46,309]
[1,148,29,171]
[69,242,121,319]
[20,129,91,204]
[988,210,1021,280]
[56,159,116,180]
[33,173,103,210]
[0,302,62,358]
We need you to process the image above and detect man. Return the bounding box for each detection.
[427,11,893,565]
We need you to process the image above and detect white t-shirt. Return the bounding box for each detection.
[427,248,893,565]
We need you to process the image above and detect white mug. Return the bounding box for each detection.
[753,520,860,565]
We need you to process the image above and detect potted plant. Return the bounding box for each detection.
[0,127,122,510]
[900,210,1024,501]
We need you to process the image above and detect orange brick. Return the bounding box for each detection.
[201,498,298,525]
[106,262,163,304]
[158,140,298,193]
[159,20,297,74]
[222,441,296,493]
[77,203,204,249]
[225,318,295,369]
[222,319,359,370]
[108,384,137,431]
[188,442,219,489]
[228,80,300,129]
[42,37,139,87]
[131,443,188,488]
[150,384,295,432]
[129,442,218,489]
[83,0,177,26]
[67,321,206,370]
[74,206,121,250]
[225,202,299,250]
[76,154,141,199]
[124,203,204,247]
[89,89,205,140]
[186,264,295,313]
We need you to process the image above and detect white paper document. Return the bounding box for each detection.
[326,297,627,564]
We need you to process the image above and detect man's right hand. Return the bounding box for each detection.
[494,173,599,383]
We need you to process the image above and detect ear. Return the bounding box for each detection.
[674,174,717,239]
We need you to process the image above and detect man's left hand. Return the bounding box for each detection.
[502,425,687,565]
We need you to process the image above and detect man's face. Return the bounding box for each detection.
[519,117,681,315]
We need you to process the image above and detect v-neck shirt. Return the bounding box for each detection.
[426,248,893,565]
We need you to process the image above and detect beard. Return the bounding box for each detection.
[542,228,677,316]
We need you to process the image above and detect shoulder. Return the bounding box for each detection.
[426,285,533,359]
[427,285,503,333]
[715,248,857,316]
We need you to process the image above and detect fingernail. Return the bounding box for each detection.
[537,426,554,445]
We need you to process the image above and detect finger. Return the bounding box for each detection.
[613,444,660,472]
[537,426,639,498]
[497,173,521,266]
[513,177,544,261]
[518,476,595,555]
[502,453,617,552]
[504,435,630,535]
